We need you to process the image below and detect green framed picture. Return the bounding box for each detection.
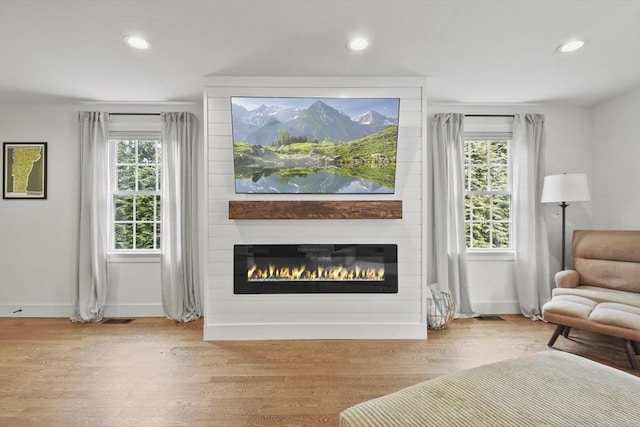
[3,142,48,199]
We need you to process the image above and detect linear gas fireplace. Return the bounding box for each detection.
[234,244,398,294]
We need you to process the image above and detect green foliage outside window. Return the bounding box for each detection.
[112,139,161,250]
[464,140,511,249]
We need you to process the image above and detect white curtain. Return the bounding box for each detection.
[161,112,202,322]
[72,112,110,322]
[512,114,551,319]
[431,113,474,316]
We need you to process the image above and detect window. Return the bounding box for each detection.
[464,138,512,249]
[109,138,161,251]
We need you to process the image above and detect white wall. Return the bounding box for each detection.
[427,103,593,314]
[590,86,640,229]
[204,77,427,339]
[0,103,203,317]
[2,89,635,320]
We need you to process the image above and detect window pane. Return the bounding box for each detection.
[138,166,157,190]
[470,166,488,191]
[489,141,508,164]
[136,223,155,249]
[471,195,490,220]
[138,140,158,164]
[489,166,508,191]
[471,222,490,248]
[465,222,471,247]
[117,141,136,164]
[115,223,133,249]
[492,222,510,248]
[464,138,512,250]
[493,195,510,220]
[114,195,133,221]
[136,196,155,221]
[464,197,471,221]
[111,138,161,251]
[117,165,135,190]
[468,141,487,164]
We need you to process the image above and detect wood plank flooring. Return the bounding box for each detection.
[0,315,636,426]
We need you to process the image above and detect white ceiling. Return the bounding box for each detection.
[1,0,639,106]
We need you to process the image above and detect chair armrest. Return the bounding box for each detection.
[555,270,580,288]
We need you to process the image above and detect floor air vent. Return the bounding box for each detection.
[476,315,505,321]
[103,318,135,324]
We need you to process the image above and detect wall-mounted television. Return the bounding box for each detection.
[231,96,400,194]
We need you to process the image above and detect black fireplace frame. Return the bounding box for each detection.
[234,244,398,294]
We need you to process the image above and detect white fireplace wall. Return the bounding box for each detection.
[204,77,427,340]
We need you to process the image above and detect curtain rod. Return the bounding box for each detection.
[109,113,161,116]
[464,114,514,118]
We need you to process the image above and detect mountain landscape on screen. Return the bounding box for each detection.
[231,97,400,194]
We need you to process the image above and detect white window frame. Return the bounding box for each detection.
[108,132,162,254]
[464,129,514,254]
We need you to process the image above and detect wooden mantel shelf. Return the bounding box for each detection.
[228,200,402,220]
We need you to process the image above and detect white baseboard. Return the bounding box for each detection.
[204,322,427,340]
[470,301,520,315]
[0,304,164,318]
[0,304,74,318]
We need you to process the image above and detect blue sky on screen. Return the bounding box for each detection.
[231,97,400,119]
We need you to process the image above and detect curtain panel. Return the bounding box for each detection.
[161,112,202,322]
[431,113,474,316]
[512,114,551,319]
[71,112,110,322]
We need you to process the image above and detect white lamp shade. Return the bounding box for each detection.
[541,173,591,203]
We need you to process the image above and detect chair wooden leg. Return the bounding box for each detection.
[631,340,640,355]
[548,325,565,347]
[623,340,640,371]
[562,327,571,338]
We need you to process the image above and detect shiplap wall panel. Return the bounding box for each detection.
[208,248,423,267]
[210,312,422,324]
[204,77,427,340]
[207,283,423,299]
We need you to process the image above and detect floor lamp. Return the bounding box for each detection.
[541,173,591,270]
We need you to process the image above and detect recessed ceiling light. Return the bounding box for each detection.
[558,40,585,53]
[124,35,151,50]
[348,37,369,51]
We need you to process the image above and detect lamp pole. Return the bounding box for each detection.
[560,201,568,270]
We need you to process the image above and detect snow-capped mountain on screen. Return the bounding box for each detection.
[231,99,398,145]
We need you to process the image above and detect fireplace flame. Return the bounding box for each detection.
[247,264,257,278]
[248,263,385,282]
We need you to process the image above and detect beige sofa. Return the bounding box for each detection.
[542,230,640,370]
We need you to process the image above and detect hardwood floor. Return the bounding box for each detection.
[0,315,636,426]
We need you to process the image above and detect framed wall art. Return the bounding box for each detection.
[3,142,48,199]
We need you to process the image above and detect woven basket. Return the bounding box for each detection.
[427,291,455,329]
